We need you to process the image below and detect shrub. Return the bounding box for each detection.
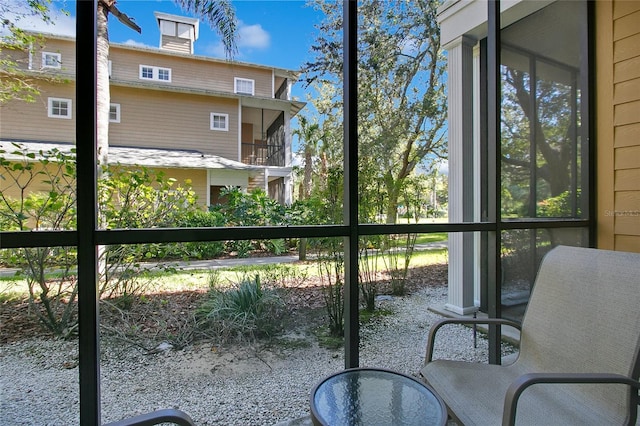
[317,245,344,337]
[211,187,288,254]
[0,144,78,336]
[98,167,201,298]
[174,210,226,259]
[197,274,285,342]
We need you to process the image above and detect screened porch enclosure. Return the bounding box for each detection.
[241,108,285,167]
[0,0,596,424]
[491,0,590,321]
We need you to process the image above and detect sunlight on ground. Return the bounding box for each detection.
[0,246,449,297]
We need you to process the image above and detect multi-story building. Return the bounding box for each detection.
[0,12,304,205]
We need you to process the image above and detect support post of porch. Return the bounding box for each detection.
[446,35,477,315]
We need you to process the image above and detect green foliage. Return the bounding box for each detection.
[258,263,309,288]
[174,210,226,259]
[1,1,72,104]
[264,238,286,255]
[212,186,286,226]
[211,187,290,255]
[0,143,76,231]
[98,167,202,299]
[230,240,253,258]
[381,233,417,296]
[198,274,285,342]
[303,0,447,223]
[99,167,199,229]
[537,190,581,218]
[500,63,581,217]
[359,236,382,312]
[0,143,77,335]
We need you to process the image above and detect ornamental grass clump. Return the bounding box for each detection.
[198,274,285,343]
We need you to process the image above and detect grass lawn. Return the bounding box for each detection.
[415,232,447,245]
[0,247,449,298]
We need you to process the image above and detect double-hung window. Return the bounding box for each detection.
[234,78,255,95]
[210,113,229,131]
[139,65,172,82]
[109,104,121,123]
[48,97,72,119]
[42,52,61,69]
[157,68,171,81]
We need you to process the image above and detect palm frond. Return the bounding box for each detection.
[174,0,238,59]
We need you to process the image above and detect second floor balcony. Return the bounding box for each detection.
[241,108,286,167]
[241,141,285,166]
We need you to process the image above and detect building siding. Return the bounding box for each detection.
[1,31,298,207]
[1,82,242,162]
[32,37,76,74]
[597,0,640,252]
[0,81,76,143]
[107,46,274,98]
[109,87,239,160]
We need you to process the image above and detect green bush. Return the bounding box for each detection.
[197,274,285,342]
[0,144,78,336]
[537,190,581,218]
[211,187,288,254]
[98,167,203,298]
[173,210,226,259]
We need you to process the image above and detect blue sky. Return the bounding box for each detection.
[102,0,323,71]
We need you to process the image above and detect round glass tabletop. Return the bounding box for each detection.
[310,368,446,426]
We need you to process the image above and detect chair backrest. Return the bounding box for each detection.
[517,245,640,412]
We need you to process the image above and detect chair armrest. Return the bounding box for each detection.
[425,317,521,363]
[502,372,640,426]
[103,409,195,426]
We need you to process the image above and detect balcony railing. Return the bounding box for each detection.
[241,142,285,166]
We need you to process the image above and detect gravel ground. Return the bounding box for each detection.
[0,287,514,425]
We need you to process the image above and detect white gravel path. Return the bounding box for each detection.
[0,287,512,425]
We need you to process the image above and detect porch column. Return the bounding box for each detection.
[446,35,477,315]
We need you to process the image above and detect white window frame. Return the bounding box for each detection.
[109,103,121,123]
[210,113,229,131]
[234,77,255,96]
[48,97,72,119]
[42,52,61,69]
[139,65,172,82]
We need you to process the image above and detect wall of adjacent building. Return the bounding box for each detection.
[0,80,76,143]
[110,45,274,97]
[596,0,640,252]
[109,86,239,160]
[0,82,242,162]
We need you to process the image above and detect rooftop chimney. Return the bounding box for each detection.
[154,12,199,54]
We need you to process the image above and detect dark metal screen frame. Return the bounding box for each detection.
[0,0,594,423]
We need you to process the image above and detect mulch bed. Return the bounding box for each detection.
[0,263,448,345]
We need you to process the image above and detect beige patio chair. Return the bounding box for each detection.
[420,245,640,425]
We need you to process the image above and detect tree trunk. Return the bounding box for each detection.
[96,1,112,283]
[298,237,307,261]
[303,149,312,198]
[385,186,400,224]
[96,1,111,177]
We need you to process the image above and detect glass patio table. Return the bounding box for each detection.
[310,368,447,426]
